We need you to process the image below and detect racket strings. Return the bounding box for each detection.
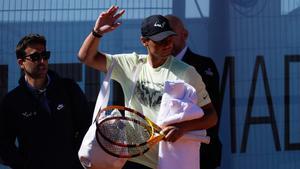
[96,129,150,158]
[98,117,152,146]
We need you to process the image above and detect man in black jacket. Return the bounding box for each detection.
[165,15,222,169]
[0,34,91,169]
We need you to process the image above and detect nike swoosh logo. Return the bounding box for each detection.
[57,104,64,110]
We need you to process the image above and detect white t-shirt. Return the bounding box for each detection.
[105,52,211,168]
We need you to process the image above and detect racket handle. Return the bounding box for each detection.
[148,135,165,147]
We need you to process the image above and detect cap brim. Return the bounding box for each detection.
[148,31,177,42]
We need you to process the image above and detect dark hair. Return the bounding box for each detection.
[16,33,46,59]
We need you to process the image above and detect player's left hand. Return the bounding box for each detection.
[161,126,184,142]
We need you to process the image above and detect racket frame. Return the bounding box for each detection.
[95,105,165,158]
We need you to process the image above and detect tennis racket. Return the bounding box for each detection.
[95,105,165,158]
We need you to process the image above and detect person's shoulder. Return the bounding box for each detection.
[131,52,147,64]
[1,85,23,103]
[185,49,217,69]
[199,55,216,65]
[111,52,147,64]
[172,56,188,66]
[51,78,85,96]
[187,49,214,62]
[48,71,78,88]
[172,57,194,69]
[56,77,78,89]
[171,57,196,75]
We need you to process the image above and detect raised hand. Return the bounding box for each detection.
[94,5,125,35]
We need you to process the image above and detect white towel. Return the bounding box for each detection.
[157,80,204,126]
[158,138,201,169]
[157,98,204,126]
[162,79,197,104]
[157,80,209,169]
[182,130,210,144]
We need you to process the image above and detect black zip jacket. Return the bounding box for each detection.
[0,70,91,169]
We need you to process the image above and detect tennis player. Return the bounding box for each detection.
[78,5,218,169]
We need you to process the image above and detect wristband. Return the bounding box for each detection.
[92,29,102,38]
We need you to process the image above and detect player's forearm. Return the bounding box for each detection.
[78,32,101,64]
[78,6,124,72]
[173,103,218,132]
[173,117,213,134]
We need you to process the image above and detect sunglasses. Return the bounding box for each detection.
[24,51,51,62]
